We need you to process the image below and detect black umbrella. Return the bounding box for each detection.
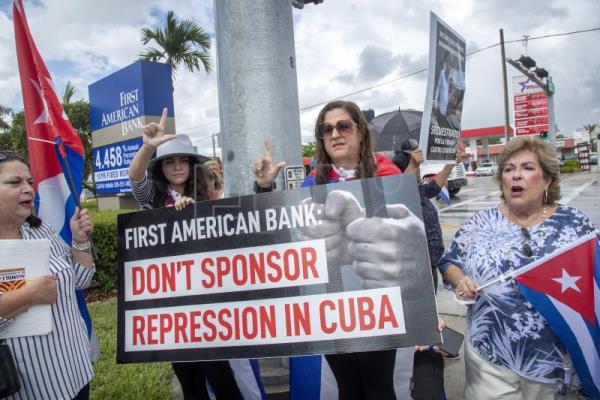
[368,109,423,152]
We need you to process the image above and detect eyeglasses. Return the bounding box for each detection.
[317,119,356,140]
[520,227,533,257]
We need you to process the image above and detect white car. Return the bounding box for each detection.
[475,162,495,177]
[420,162,467,196]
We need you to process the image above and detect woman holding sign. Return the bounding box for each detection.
[0,151,94,399]
[253,100,428,399]
[128,109,243,400]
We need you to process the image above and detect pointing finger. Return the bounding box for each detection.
[264,139,272,159]
[158,107,168,129]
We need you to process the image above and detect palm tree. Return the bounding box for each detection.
[61,81,77,105]
[140,10,212,80]
[583,123,598,152]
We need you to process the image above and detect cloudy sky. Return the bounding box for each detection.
[1,0,599,156]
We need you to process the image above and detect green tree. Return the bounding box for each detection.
[61,81,77,105]
[140,10,212,80]
[0,105,11,132]
[302,141,316,157]
[7,111,28,158]
[583,123,598,152]
[64,100,93,190]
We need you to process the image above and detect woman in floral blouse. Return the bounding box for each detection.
[439,136,598,399]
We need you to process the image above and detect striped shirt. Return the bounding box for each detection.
[129,175,156,209]
[0,222,95,400]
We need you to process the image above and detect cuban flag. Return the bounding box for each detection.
[439,182,451,206]
[290,350,416,399]
[513,233,600,399]
[13,0,99,359]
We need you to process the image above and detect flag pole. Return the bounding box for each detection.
[55,137,99,261]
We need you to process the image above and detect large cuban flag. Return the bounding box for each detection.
[13,0,98,359]
[513,233,600,399]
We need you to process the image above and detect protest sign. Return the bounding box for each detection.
[0,239,52,339]
[419,12,466,161]
[117,174,439,363]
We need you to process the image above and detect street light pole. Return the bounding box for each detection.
[500,29,511,143]
[214,1,302,197]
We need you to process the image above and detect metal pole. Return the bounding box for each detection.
[212,132,216,158]
[500,29,511,143]
[547,76,557,145]
[214,1,302,197]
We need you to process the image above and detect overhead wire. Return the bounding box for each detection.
[179,26,600,132]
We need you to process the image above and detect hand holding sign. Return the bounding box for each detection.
[298,190,363,265]
[141,107,176,150]
[27,275,58,305]
[251,139,286,188]
[348,204,427,289]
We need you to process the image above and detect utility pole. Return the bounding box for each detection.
[214,1,302,197]
[500,29,511,143]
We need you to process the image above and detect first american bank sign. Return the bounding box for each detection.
[116,176,440,363]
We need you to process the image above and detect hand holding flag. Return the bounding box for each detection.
[477,233,600,398]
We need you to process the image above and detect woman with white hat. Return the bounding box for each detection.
[128,108,242,399]
[128,108,211,210]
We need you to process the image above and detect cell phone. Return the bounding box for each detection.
[439,327,464,358]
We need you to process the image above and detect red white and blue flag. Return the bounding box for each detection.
[439,182,451,206]
[13,0,97,357]
[513,233,600,399]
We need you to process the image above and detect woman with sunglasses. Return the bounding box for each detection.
[438,136,599,399]
[0,151,94,399]
[128,108,243,400]
[253,100,420,399]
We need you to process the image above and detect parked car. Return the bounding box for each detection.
[590,152,598,165]
[420,162,467,196]
[475,162,495,177]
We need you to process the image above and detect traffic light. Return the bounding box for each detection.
[534,67,549,79]
[540,131,548,140]
[518,55,536,69]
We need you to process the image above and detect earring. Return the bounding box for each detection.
[543,189,548,204]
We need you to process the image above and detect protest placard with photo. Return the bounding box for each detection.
[117,174,439,363]
[419,12,466,161]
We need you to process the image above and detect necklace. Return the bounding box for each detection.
[503,202,547,228]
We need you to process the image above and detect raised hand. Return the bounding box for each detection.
[142,107,176,149]
[251,139,286,188]
[70,207,93,244]
[348,204,427,289]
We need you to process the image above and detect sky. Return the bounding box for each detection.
[1,0,599,156]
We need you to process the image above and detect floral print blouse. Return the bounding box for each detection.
[438,205,599,384]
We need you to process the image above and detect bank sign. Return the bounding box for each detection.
[89,60,175,195]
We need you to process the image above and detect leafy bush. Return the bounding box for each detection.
[88,202,136,293]
[560,159,580,174]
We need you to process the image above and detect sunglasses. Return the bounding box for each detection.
[317,119,356,140]
[520,227,533,257]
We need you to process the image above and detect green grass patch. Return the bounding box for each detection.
[89,298,173,399]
